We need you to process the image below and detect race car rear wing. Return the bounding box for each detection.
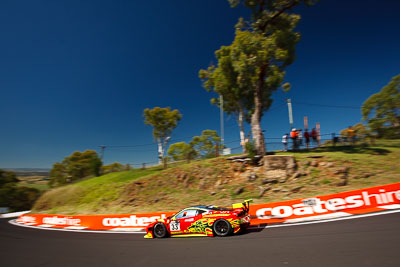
[232,199,252,215]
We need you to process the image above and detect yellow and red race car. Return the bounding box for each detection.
[144,200,252,238]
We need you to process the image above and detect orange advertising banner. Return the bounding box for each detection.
[17,182,400,231]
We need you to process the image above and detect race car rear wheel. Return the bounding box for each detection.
[213,219,232,237]
[153,223,168,238]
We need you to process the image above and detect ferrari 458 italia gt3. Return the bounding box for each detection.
[144,199,252,238]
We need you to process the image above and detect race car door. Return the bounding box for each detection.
[170,209,199,235]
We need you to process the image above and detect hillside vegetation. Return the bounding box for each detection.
[32,139,400,215]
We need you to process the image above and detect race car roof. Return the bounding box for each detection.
[191,205,234,211]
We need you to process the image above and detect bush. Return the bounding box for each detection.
[0,169,41,211]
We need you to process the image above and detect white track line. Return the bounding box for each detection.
[8,220,146,234]
[253,209,400,229]
[9,209,400,234]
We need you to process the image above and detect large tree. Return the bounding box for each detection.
[225,0,316,155]
[49,150,102,187]
[199,46,253,152]
[362,74,400,138]
[143,107,182,164]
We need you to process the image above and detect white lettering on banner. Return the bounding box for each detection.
[19,216,36,223]
[42,216,81,226]
[102,214,167,227]
[256,189,400,220]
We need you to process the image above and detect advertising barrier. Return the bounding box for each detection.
[17,182,400,231]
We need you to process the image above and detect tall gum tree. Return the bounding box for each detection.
[199,46,253,152]
[229,0,317,155]
[143,107,182,164]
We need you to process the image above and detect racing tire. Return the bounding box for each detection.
[153,223,168,238]
[213,219,232,237]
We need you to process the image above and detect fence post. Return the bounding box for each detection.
[163,157,167,169]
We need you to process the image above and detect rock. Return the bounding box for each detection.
[303,160,311,167]
[215,179,222,188]
[199,179,207,189]
[279,177,287,183]
[227,154,248,160]
[291,172,301,179]
[210,191,216,196]
[306,155,324,158]
[261,178,278,185]
[310,160,319,167]
[363,173,372,178]
[281,188,289,192]
[235,187,245,195]
[336,180,347,186]
[272,187,282,193]
[153,198,160,203]
[259,186,271,198]
[248,172,258,182]
[263,155,297,176]
[326,162,335,168]
[334,167,350,175]
[183,176,191,188]
[265,169,287,180]
[291,186,303,193]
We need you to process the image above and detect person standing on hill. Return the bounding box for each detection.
[282,133,289,152]
[290,128,298,150]
[347,126,356,144]
[298,129,303,148]
[304,129,310,149]
[311,128,317,147]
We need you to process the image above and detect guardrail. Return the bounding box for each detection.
[16,182,400,231]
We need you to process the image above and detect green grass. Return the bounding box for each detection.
[32,139,400,215]
[18,182,50,192]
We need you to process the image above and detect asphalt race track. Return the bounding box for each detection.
[1,212,399,267]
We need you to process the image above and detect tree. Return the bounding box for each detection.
[167,142,198,162]
[191,130,222,158]
[199,46,253,152]
[143,107,182,164]
[362,74,400,138]
[0,169,40,211]
[225,0,316,155]
[0,169,18,187]
[49,150,102,187]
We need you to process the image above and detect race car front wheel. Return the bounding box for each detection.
[213,219,232,237]
[153,223,168,238]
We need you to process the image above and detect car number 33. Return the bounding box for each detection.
[170,221,180,231]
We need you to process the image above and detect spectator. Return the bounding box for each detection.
[332,133,338,146]
[304,129,310,149]
[347,126,356,144]
[311,128,317,146]
[298,129,303,148]
[290,128,298,150]
[282,133,289,152]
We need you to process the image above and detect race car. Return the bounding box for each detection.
[144,199,252,238]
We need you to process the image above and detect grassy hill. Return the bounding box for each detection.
[32,139,400,215]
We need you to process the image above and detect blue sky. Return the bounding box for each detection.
[1,0,399,168]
